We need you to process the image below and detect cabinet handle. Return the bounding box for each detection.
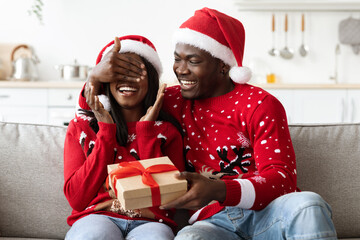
[351,98,356,123]
[341,98,346,122]
[67,94,73,101]
[0,95,10,98]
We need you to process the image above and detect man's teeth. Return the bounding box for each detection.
[119,86,137,92]
[181,80,196,85]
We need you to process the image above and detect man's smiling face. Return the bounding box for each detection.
[173,43,225,100]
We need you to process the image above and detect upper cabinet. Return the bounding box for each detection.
[234,0,360,12]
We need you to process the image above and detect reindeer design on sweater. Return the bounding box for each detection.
[213,145,251,176]
[213,146,251,176]
[185,143,251,180]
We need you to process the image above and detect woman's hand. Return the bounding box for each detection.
[159,172,227,210]
[85,36,147,95]
[140,84,167,122]
[85,82,114,124]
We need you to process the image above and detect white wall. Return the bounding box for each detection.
[1,0,359,85]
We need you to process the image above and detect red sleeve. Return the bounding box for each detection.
[63,120,118,211]
[136,121,185,172]
[221,95,297,210]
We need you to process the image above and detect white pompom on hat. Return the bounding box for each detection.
[172,7,252,84]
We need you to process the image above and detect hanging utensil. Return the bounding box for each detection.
[330,44,340,84]
[280,14,294,59]
[299,14,309,57]
[268,14,279,56]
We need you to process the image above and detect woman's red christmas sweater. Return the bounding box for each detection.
[63,115,184,229]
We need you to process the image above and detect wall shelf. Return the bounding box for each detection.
[234,0,360,12]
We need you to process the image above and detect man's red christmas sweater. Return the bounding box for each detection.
[162,83,297,223]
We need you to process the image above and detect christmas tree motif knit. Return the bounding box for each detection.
[162,83,298,223]
[63,115,185,230]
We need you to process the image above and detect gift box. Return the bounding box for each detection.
[107,156,187,210]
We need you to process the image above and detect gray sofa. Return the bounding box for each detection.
[0,121,359,239]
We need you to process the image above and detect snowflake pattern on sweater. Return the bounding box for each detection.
[63,115,185,229]
[162,83,297,223]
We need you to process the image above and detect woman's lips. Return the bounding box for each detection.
[118,86,138,96]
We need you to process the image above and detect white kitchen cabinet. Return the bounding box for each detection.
[265,88,352,124]
[0,83,82,126]
[48,107,76,126]
[0,106,48,124]
[47,88,80,125]
[0,88,48,106]
[292,89,346,124]
[0,88,48,124]
[48,88,79,107]
[347,90,360,123]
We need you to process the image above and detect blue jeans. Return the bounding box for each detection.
[175,192,337,240]
[65,214,174,240]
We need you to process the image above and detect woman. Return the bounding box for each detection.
[64,35,184,240]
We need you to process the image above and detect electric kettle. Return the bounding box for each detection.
[11,44,40,81]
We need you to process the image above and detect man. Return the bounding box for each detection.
[78,7,337,240]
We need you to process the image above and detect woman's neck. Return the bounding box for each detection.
[121,107,144,123]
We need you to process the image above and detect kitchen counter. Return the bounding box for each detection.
[1,81,360,89]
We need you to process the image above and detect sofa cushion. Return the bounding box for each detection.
[0,122,71,239]
[290,123,360,238]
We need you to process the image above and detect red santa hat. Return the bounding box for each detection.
[95,35,162,112]
[173,7,251,84]
[96,35,163,76]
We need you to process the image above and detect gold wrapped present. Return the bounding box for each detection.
[107,156,187,210]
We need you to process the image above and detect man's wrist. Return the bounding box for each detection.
[214,179,227,203]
